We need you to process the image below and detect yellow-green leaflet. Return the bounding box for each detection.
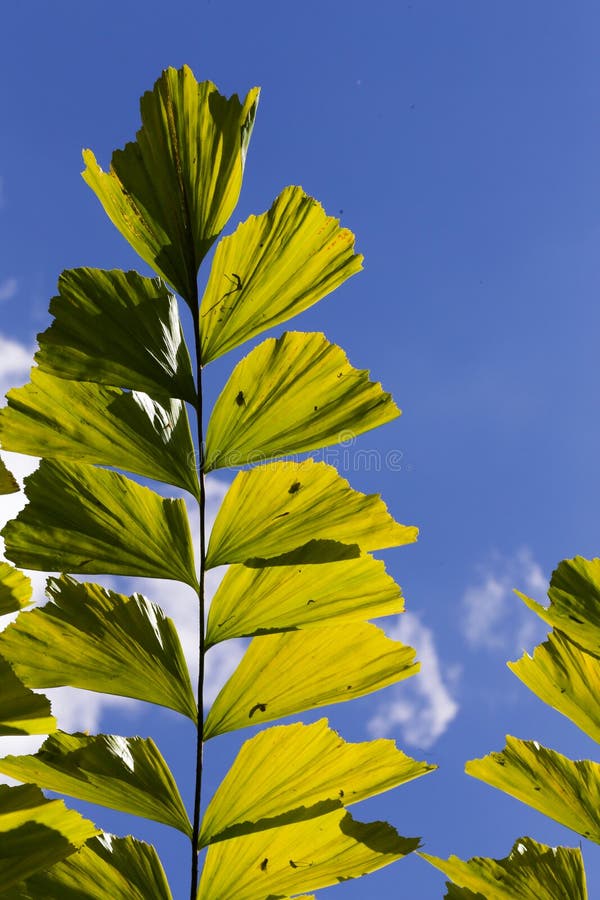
[0,456,19,494]
[206,460,417,568]
[2,459,198,588]
[204,622,418,738]
[205,332,399,470]
[0,732,192,837]
[0,783,98,891]
[83,66,259,305]
[0,562,32,614]
[206,555,403,646]
[0,368,199,498]
[0,656,56,736]
[516,556,600,658]
[4,834,173,900]
[36,268,196,402]
[422,837,588,900]
[200,719,434,846]
[198,809,419,899]
[509,630,600,744]
[0,576,196,721]
[466,736,600,843]
[200,185,362,363]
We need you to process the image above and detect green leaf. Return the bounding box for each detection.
[82,66,259,305]
[421,836,588,900]
[205,460,417,568]
[200,718,434,846]
[516,556,600,658]
[35,268,196,403]
[0,576,196,721]
[509,630,600,744]
[198,808,419,899]
[206,555,403,646]
[0,562,32,614]
[0,456,19,494]
[0,783,98,891]
[466,736,600,843]
[0,368,199,498]
[0,732,192,837]
[5,833,173,900]
[199,185,363,363]
[204,622,418,739]
[2,459,198,589]
[0,656,56,736]
[205,332,399,471]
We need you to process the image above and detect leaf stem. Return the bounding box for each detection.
[190,298,206,900]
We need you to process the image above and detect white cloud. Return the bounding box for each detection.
[0,334,33,398]
[0,419,240,778]
[461,547,549,654]
[0,278,18,303]
[123,475,241,707]
[367,613,459,749]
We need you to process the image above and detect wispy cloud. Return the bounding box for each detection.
[367,613,459,749]
[461,547,549,654]
[0,334,33,398]
[0,408,237,775]
[0,278,18,303]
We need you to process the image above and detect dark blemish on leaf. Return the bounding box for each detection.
[533,786,541,791]
[337,372,343,378]
[227,272,243,291]
[560,688,566,693]
[314,405,318,411]
[249,702,267,718]
[569,615,584,624]
[289,860,298,869]
[273,512,290,519]
[236,391,245,406]
[260,858,268,872]
[346,685,352,690]
[339,789,344,798]
[307,599,316,605]
[288,481,301,494]
[497,759,505,766]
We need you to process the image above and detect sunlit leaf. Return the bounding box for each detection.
[0,562,32,615]
[466,736,600,843]
[199,185,362,363]
[0,732,192,837]
[35,268,196,402]
[206,460,417,568]
[0,783,98,890]
[0,368,199,498]
[509,631,600,744]
[206,556,403,646]
[200,718,434,846]
[0,576,196,721]
[0,456,19,494]
[204,622,417,738]
[2,459,198,588]
[82,66,259,305]
[422,836,588,900]
[0,656,55,736]
[205,332,398,471]
[5,833,173,900]
[198,808,418,899]
[516,556,600,658]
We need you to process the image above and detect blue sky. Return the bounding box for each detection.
[2,1,600,897]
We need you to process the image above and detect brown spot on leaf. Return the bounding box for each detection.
[249,702,267,718]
